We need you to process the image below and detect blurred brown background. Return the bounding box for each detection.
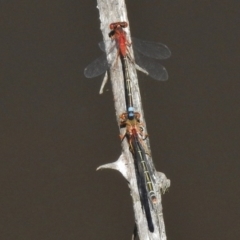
[0,0,239,239]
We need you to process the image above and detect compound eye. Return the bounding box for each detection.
[109,23,115,30]
[121,22,128,28]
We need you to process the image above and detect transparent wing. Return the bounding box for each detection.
[84,54,109,78]
[98,41,116,54]
[86,37,170,80]
[133,138,154,232]
[132,37,171,60]
[134,50,168,81]
[98,41,106,52]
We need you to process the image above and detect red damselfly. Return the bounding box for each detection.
[84,21,171,93]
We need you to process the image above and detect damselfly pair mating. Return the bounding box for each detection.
[84,22,171,234]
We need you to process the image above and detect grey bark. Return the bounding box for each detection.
[96,0,170,239]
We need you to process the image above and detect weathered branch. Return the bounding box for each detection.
[96,0,170,239]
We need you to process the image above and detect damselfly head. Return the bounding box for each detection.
[109,22,128,30]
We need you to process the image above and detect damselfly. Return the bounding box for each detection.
[120,107,156,232]
[84,21,171,94]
